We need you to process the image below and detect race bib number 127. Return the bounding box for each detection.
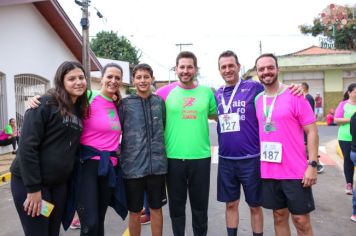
[218,113,240,133]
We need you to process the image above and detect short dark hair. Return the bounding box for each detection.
[132,63,154,78]
[302,82,309,91]
[176,51,198,68]
[218,50,240,68]
[255,53,279,68]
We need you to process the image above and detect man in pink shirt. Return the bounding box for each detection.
[254,54,318,236]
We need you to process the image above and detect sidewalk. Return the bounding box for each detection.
[0,152,14,185]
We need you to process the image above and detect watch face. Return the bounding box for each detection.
[309,161,317,167]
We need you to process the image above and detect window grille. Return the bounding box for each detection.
[14,74,49,130]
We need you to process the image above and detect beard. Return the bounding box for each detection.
[178,74,195,85]
[259,73,278,86]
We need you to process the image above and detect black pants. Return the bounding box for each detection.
[11,174,67,236]
[0,136,18,150]
[167,158,211,236]
[339,140,354,184]
[77,160,113,236]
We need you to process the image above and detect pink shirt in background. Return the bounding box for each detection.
[255,89,316,179]
[81,91,121,166]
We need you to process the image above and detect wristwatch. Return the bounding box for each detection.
[308,160,318,168]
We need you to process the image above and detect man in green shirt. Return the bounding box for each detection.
[156,51,217,236]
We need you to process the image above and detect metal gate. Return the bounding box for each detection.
[0,72,6,129]
[15,74,49,129]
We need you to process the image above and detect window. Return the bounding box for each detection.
[15,74,49,129]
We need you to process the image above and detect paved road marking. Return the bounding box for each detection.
[0,172,11,186]
[122,228,129,236]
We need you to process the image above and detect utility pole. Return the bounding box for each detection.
[175,43,193,52]
[75,0,91,85]
[259,41,262,55]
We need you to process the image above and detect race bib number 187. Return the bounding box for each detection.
[261,142,282,163]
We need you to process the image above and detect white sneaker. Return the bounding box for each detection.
[345,183,353,195]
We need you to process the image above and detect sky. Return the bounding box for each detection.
[58,0,356,88]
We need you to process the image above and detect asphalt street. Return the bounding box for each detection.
[1,125,355,235]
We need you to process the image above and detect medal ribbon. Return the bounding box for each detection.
[221,78,241,114]
[263,83,282,124]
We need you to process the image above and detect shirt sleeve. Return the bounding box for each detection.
[208,88,217,116]
[335,101,346,118]
[296,95,316,126]
[18,102,48,193]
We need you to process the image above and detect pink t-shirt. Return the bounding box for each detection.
[81,91,121,166]
[255,89,316,179]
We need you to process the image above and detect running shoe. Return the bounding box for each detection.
[140,215,151,225]
[350,215,356,222]
[345,183,353,195]
[317,164,324,174]
[70,218,81,229]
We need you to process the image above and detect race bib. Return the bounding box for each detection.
[261,142,282,163]
[218,113,240,133]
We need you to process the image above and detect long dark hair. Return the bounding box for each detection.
[48,61,89,119]
[343,83,356,101]
[101,63,123,107]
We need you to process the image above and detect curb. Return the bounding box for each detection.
[0,172,11,185]
[336,143,344,159]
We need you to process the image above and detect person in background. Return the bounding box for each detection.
[255,54,318,236]
[302,82,324,174]
[141,193,151,225]
[326,108,336,126]
[349,112,356,221]
[334,83,356,195]
[0,118,19,154]
[314,92,323,121]
[119,63,167,236]
[10,61,88,236]
[301,83,315,111]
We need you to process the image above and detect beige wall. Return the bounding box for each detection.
[324,70,343,92]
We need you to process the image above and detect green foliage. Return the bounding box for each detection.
[299,6,356,50]
[91,31,141,64]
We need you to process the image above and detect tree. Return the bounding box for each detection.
[91,31,141,64]
[299,4,356,50]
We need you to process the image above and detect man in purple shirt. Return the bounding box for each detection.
[215,50,264,236]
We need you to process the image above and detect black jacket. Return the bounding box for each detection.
[10,95,83,193]
[118,93,167,179]
[351,112,356,152]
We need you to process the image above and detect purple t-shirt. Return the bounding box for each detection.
[215,80,264,159]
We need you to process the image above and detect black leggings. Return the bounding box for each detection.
[167,158,211,236]
[0,136,18,150]
[11,174,67,236]
[339,140,354,184]
[77,160,113,236]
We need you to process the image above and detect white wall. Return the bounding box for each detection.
[0,3,77,119]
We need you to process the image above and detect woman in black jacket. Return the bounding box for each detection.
[10,61,89,236]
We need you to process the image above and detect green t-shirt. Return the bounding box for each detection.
[335,101,356,141]
[4,124,13,135]
[160,84,217,159]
